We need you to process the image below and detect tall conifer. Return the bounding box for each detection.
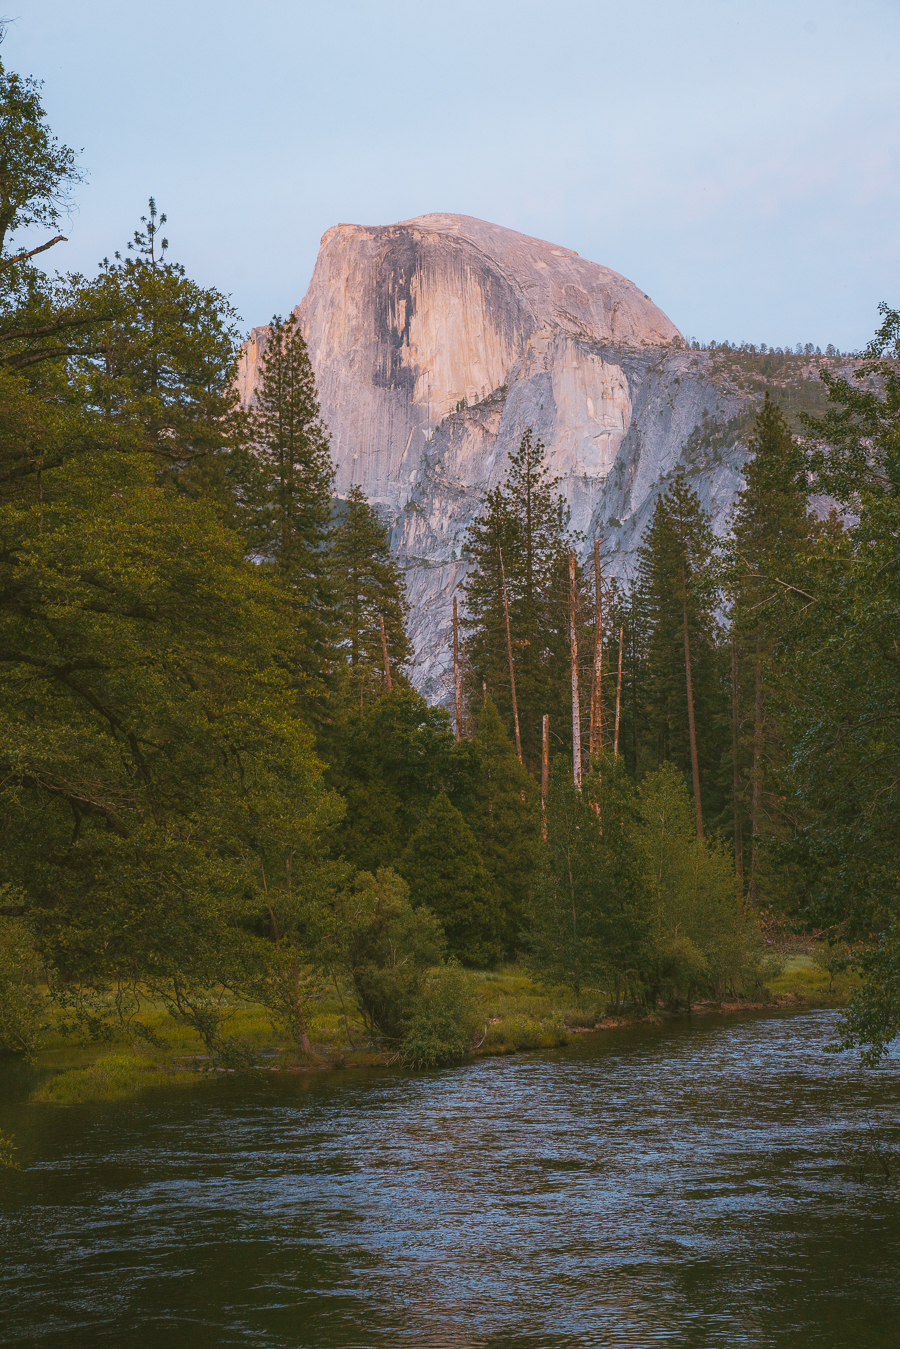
[330,483,411,698]
[400,794,502,967]
[467,698,539,952]
[248,314,335,671]
[635,475,724,824]
[727,395,816,900]
[463,430,581,769]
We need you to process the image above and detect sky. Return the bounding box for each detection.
[5,0,900,351]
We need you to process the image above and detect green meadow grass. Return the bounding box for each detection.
[12,952,854,1106]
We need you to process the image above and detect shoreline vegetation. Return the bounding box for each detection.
[1,40,898,1125]
[23,943,858,1107]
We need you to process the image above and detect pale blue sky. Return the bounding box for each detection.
[6,0,900,350]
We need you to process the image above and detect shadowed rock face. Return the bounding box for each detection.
[239,214,751,701]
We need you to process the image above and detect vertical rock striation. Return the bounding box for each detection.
[239,213,757,700]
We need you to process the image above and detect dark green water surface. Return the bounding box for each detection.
[1,1011,899,1348]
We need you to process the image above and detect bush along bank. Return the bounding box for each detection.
[14,946,858,1107]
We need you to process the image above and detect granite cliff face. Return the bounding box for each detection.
[239,214,764,700]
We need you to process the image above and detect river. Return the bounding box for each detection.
[1,1010,898,1347]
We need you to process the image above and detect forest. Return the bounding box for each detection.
[1,49,898,1087]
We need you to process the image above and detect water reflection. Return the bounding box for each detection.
[1,1011,898,1347]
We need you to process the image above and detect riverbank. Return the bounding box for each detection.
[3,949,859,1110]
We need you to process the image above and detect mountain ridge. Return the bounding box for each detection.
[238,214,843,701]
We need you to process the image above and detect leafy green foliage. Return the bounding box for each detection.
[244,313,335,688]
[775,309,900,1023]
[466,699,539,952]
[312,867,446,1042]
[633,764,764,1007]
[0,1130,19,1169]
[837,927,900,1067]
[329,483,410,696]
[81,200,248,476]
[635,474,725,825]
[400,794,502,968]
[527,756,647,1005]
[803,303,900,504]
[401,965,482,1067]
[725,395,819,901]
[0,54,82,261]
[248,313,334,568]
[0,182,337,1060]
[0,910,45,1055]
[321,687,465,872]
[463,430,581,769]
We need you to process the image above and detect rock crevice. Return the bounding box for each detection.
[239,213,755,700]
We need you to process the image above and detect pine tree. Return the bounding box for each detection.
[320,687,463,873]
[463,430,581,769]
[330,483,411,698]
[526,755,647,1006]
[779,308,900,1064]
[635,474,725,830]
[726,395,815,901]
[89,200,249,478]
[467,698,540,952]
[632,764,762,1009]
[246,313,335,671]
[400,794,502,967]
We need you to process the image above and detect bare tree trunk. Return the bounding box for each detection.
[541,713,549,841]
[569,552,582,789]
[614,626,624,756]
[291,963,312,1054]
[452,595,462,742]
[750,648,764,902]
[731,630,744,882]
[379,613,392,693]
[498,547,522,762]
[589,538,603,759]
[682,585,704,839]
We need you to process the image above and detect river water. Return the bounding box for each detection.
[1,1010,898,1348]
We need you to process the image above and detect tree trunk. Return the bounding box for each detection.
[614,626,624,757]
[541,713,549,841]
[452,594,462,742]
[682,589,704,839]
[750,649,764,902]
[589,538,603,758]
[731,630,744,882]
[291,962,312,1055]
[498,547,522,762]
[569,552,581,788]
[379,613,392,693]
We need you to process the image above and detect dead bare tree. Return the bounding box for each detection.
[498,547,522,762]
[541,713,549,841]
[379,613,392,693]
[452,595,462,742]
[569,552,582,789]
[681,563,704,839]
[589,538,604,759]
[613,625,624,757]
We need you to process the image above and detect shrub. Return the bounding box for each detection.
[484,1013,567,1052]
[0,912,46,1056]
[315,868,446,1042]
[401,965,482,1068]
[33,1051,194,1105]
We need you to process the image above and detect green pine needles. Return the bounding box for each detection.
[331,483,411,698]
[3,39,900,1073]
[463,429,583,769]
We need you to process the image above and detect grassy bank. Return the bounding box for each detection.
[6,946,858,1108]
